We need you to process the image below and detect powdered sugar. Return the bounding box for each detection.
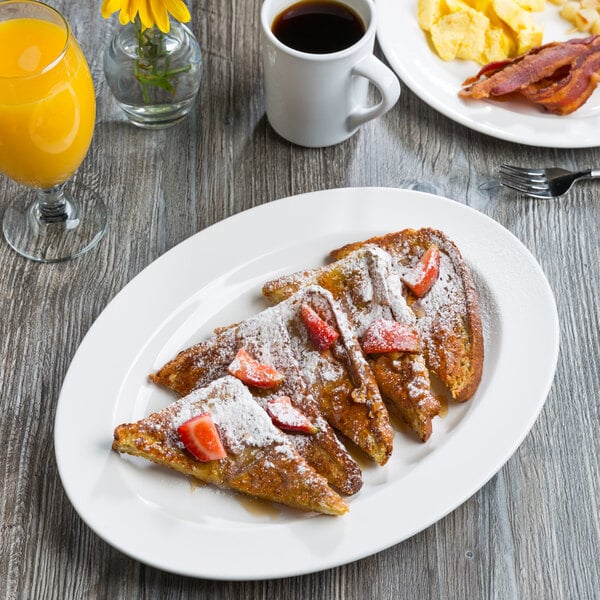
[281,287,356,389]
[361,319,421,353]
[408,251,465,371]
[267,396,315,430]
[167,376,287,455]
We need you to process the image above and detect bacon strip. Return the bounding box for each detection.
[458,35,600,115]
[460,43,556,88]
[521,47,600,114]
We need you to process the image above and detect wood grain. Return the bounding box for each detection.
[0,1,598,598]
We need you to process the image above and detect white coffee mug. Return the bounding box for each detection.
[260,0,401,147]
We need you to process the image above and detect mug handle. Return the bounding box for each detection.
[347,55,401,131]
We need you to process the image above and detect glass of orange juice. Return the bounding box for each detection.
[0,0,106,262]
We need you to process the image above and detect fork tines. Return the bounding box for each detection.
[498,164,545,179]
[497,164,553,198]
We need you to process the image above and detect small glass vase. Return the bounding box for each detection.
[103,20,202,129]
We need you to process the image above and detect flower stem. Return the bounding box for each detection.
[134,19,192,104]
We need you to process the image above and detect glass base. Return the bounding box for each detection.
[2,182,107,263]
[118,99,195,129]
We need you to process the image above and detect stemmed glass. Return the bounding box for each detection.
[0,0,106,262]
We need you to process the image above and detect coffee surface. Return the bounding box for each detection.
[272,0,365,54]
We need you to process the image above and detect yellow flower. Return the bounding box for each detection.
[101,0,191,33]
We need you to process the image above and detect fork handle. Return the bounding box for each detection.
[580,169,600,179]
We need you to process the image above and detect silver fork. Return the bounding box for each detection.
[497,164,600,198]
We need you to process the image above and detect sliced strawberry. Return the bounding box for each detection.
[300,303,339,351]
[361,319,421,354]
[401,246,441,297]
[227,348,284,389]
[177,413,227,462]
[266,396,319,434]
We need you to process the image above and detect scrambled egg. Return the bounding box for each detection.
[419,0,545,63]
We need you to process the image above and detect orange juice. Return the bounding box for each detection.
[0,18,96,189]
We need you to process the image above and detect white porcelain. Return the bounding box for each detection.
[376,0,600,148]
[55,187,559,580]
[260,0,400,147]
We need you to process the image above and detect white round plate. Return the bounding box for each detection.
[55,188,559,580]
[376,0,600,147]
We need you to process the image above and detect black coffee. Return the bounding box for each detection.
[272,0,366,54]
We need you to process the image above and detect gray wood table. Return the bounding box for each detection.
[1,1,598,598]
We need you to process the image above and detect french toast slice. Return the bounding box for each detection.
[150,322,363,495]
[280,286,393,464]
[151,286,393,485]
[113,376,348,516]
[330,228,484,402]
[263,245,441,441]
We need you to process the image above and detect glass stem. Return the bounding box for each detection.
[36,184,70,224]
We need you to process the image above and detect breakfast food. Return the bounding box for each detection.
[150,285,394,483]
[418,0,544,64]
[551,0,600,33]
[113,376,349,516]
[263,245,441,442]
[418,0,600,115]
[459,34,600,114]
[113,228,484,516]
[331,229,484,403]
